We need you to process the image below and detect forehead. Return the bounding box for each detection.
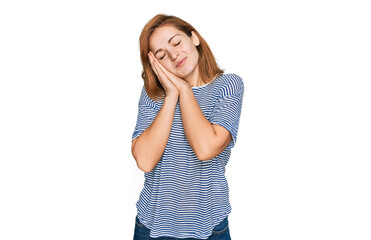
[149,26,185,48]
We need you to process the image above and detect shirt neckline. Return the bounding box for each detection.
[191,74,221,90]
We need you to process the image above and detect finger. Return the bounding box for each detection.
[148,51,158,66]
[148,52,154,66]
[149,52,178,87]
[149,54,172,88]
[153,59,185,89]
[149,52,163,77]
[153,58,177,80]
[148,53,160,77]
[153,60,170,82]
[151,57,173,81]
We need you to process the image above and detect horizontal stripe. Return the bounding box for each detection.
[132,73,244,239]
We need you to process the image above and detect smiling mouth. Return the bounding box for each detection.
[176,57,187,67]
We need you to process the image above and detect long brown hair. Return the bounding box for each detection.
[139,14,224,101]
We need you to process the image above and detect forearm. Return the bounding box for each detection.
[132,95,178,172]
[178,86,217,160]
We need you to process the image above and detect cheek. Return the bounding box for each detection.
[185,44,199,62]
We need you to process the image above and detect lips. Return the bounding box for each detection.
[176,57,187,67]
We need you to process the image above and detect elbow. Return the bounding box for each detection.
[131,139,158,173]
[137,162,153,173]
[132,150,155,173]
[193,144,213,161]
[195,144,225,161]
[195,149,214,161]
[132,152,154,173]
[133,155,154,173]
[131,141,152,173]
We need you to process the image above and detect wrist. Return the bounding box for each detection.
[179,82,191,94]
[165,93,179,102]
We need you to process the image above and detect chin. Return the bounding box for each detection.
[169,65,196,79]
[178,67,195,78]
[170,70,189,79]
[169,71,183,78]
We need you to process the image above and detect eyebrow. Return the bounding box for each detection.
[154,34,180,56]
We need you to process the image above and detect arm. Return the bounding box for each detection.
[178,85,232,161]
[148,52,232,161]
[131,94,178,172]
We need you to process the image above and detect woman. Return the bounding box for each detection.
[131,14,244,240]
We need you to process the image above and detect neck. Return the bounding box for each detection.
[184,65,203,88]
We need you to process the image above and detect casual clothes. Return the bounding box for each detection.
[134,215,231,240]
[132,73,244,239]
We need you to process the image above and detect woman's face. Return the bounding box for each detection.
[149,25,200,79]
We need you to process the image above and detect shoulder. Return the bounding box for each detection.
[138,85,160,109]
[217,73,244,97]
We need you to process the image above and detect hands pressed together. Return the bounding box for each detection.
[148,51,190,99]
[147,51,231,162]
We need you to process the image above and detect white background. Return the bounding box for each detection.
[1,0,370,239]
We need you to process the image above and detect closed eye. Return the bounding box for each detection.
[157,40,180,60]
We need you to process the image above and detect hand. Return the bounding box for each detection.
[148,51,190,97]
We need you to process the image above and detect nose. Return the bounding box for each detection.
[169,50,179,61]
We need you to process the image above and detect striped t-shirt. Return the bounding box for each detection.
[132,73,244,239]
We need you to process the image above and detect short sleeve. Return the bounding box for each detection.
[132,86,158,141]
[209,74,244,150]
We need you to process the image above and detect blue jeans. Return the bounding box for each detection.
[133,215,231,240]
